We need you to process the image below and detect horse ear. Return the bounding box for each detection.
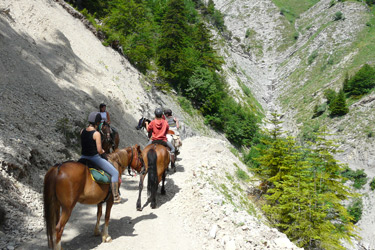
[136,144,141,152]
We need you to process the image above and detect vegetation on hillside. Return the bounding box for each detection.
[69,0,260,147]
[247,113,359,249]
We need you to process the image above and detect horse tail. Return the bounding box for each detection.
[43,164,60,248]
[147,149,158,196]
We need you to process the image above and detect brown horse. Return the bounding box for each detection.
[136,143,170,211]
[43,145,142,249]
[100,122,119,154]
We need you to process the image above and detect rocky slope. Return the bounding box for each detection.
[0,0,300,249]
[213,0,375,248]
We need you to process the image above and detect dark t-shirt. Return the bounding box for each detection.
[81,130,98,156]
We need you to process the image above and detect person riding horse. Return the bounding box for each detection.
[80,111,121,203]
[99,103,117,147]
[164,108,182,155]
[145,108,176,164]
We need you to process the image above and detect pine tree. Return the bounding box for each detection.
[255,120,359,249]
[346,64,375,97]
[330,89,349,117]
[157,0,190,85]
[305,128,358,249]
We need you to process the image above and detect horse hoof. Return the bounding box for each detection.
[161,190,166,195]
[94,230,100,236]
[137,207,142,211]
[102,235,112,243]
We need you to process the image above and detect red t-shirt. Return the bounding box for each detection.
[147,119,169,142]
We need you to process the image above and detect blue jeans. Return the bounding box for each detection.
[80,154,119,183]
[146,140,175,153]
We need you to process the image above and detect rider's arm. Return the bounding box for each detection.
[175,117,179,129]
[93,131,105,154]
[106,112,111,124]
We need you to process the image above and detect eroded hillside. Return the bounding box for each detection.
[214,0,375,248]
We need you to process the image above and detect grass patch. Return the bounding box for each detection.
[272,0,320,23]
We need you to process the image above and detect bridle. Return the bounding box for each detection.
[99,123,111,144]
[127,146,145,175]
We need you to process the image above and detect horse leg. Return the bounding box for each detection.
[94,203,102,236]
[55,206,73,250]
[136,173,146,211]
[161,171,166,195]
[101,200,114,243]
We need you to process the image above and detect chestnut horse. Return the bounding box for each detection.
[43,145,142,250]
[136,143,170,211]
[100,122,119,154]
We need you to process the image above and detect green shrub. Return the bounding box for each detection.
[245,28,251,38]
[308,50,318,65]
[344,64,375,97]
[312,103,327,118]
[370,177,375,190]
[177,96,194,116]
[236,168,250,182]
[347,198,363,223]
[334,11,343,21]
[341,167,368,189]
[293,32,299,40]
[329,89,349,117]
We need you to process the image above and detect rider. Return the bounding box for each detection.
[164,109,179,133]
[145,108,175,164]
[99,103,111,124]
[99,103,117,145]
[80,112,121,203]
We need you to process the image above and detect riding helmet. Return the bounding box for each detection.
[164,109,172,116]
[154,108,163,118]
[88,112,102,124]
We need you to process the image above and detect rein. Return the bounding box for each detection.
[128,146,145,175]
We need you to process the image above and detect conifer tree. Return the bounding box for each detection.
[157,0,190,85]
[305,128,358,249]
[346,64,375,96]
[330,89,349,117]
[255,120,358,249]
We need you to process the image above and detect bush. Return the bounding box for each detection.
[308,50,318,65]
[334,11,343,21]
[313,103,327,118]
[324,89,337,104]
[329,89,349,117]
[344,64,375,97]
[347,198,363,223]
[236,168,250,182]
[370,177,375,190]
[341,167,368,189]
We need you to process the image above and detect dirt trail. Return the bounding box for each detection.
[18,137,300,250]
[20,157,200,250]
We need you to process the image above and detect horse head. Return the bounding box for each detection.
[125,144,144,174]
[100,122,111,143]
[136,117,151,130]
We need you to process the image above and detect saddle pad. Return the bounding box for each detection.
[89,168,111,184]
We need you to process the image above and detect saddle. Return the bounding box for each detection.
[151,140,171,151]
[78,158,111,184]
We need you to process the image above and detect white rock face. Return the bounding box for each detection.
[0,0,302,249]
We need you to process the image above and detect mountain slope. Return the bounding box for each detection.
[214,0,375,248]
[0,0,300,249]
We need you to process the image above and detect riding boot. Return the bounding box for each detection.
[111,182,121,204]
[170,153,175,164]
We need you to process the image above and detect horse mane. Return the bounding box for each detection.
[108,149,128,170]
